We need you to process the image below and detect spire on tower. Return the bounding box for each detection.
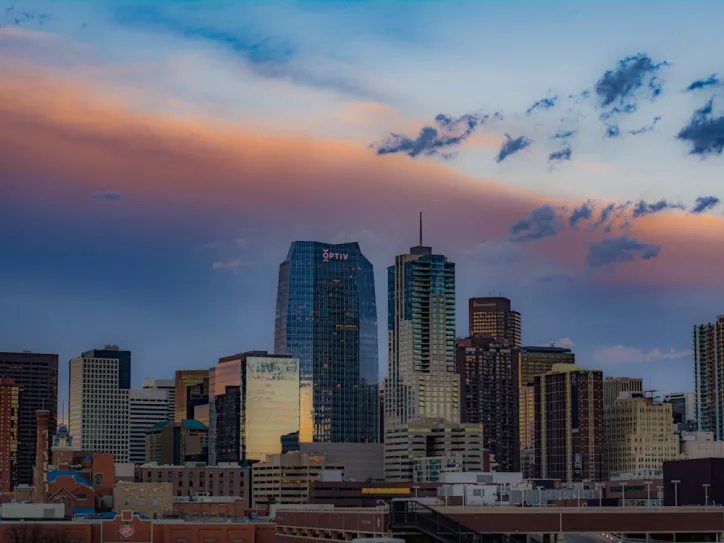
[419,211,423,246]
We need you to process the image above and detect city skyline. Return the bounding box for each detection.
[4,0,724,405]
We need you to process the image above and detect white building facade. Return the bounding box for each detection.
[69,354,130,463]
[129,388,171,464]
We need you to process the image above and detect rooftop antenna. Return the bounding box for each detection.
[419,211,423,246]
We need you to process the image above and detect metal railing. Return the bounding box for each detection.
[389,500,516,543]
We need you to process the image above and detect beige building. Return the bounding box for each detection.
[114,481,173,518]
[680,431,724,459]
[252,452,344,508]
[604,392,679,477]
[384,418,485,482]
[604,377,643,407]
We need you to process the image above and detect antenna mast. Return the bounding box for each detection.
[419,211,423,246]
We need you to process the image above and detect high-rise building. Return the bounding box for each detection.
[519,346,575,387]
[69,347,130,463]
[386,220,458,426]
[519,384,535,478]
[0,351,58,486]
[534,364,604,482]
[604,391,679,478]
[664,392,696,425]
[209,351,303,465]
[129,388,171,464]
[185,379,210,424]
[694,316,724,439]
[384,418,485,482]
[468,297,521,347]
[174,370,209,423]
[143,378,175,420]
[274,241,379,443]
[456,334,520,471]
[0,378,19,492]
[603,376,643,407]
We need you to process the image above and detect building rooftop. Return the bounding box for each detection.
[47,470,92,487]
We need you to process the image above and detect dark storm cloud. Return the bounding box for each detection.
[551,129,576,139]
[686,74,722,92]
[508,205,564,241]
[594,53,669,111]
[526,96,558,115]
[691,196,721,214]
[677,99,724,156]
[496,134,532,163]
[549,145,572,162]
[92,190,125,201]
[373,112,501,158]
[586,235,661,267]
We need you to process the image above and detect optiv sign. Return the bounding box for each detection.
[322,248,349,262]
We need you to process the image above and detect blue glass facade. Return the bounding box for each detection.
[275,241,379,443]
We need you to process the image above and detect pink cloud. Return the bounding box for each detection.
[1,63,723,286]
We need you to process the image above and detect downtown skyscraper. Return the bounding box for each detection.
[385,219,459,426]
[694,315,724,439]
[275,241,379,443]
[0,351,58,486]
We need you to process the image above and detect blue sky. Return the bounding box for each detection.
[2,0,724,403]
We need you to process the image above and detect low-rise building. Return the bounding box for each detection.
[252,452,344,509]
[309,481,441,506]
[384,418,485,482]
[680,431,724,459]
[136,463,251,507]
[114,481,173,518]
[299,443,384,481]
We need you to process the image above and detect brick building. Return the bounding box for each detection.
[137,464,251,507]
[114,481,173,518]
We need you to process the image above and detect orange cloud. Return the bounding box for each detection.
[1,63,723,286]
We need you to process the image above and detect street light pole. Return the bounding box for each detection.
[621,482,628,508]
[645,481,652,507]
[703,484,710,507]
[672,480,681,507]
[598,483,603,508]
[656,486,663,508]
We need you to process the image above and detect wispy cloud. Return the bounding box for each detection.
[593,344,690,365]
[691,196,721,214]
[371,112,500,158]
[677,99,724,156]
[508,205,564,241]
[92,190,124,200]
[212,258,253,273]
[586,235,660,267]
[595,53,669,118]
[199,241,226,250]
[496,134,532,163]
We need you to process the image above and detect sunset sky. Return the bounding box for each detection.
[2,0,724,401]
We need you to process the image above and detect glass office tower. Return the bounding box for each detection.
[385,239,458,427]
[209,351,301,465]
[274,241,379,443]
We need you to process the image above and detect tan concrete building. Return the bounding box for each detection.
[680,431,724,459]
[114,481,173,518]
[384,418,485,482]
[604,376,643,407]
[604,392,679,477]
[251,452,343,508]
